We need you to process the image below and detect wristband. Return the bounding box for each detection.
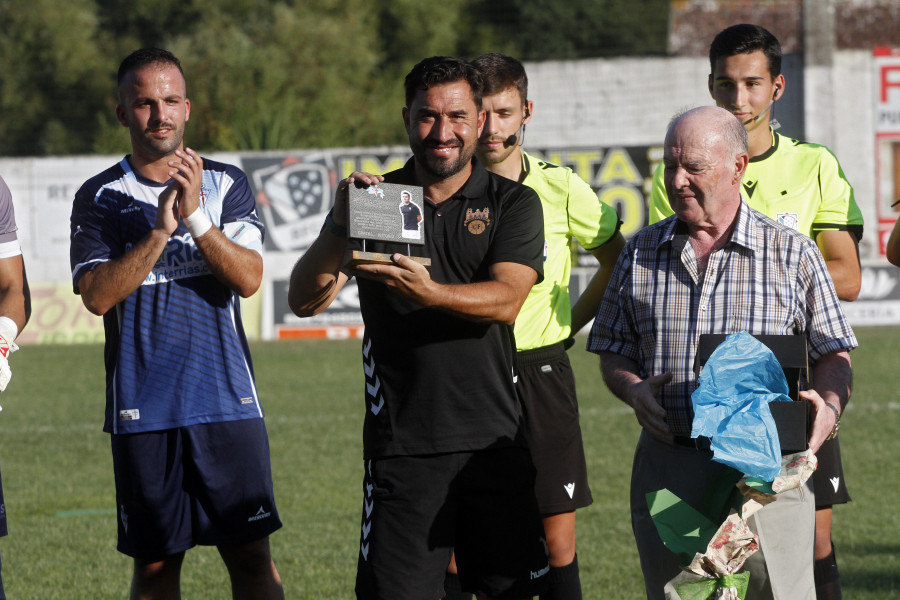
[323,209,347,237]
[184,207,213,238]
[824,402,841,440]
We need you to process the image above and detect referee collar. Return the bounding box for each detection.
[750,128,779,163]
[521,151,533,182]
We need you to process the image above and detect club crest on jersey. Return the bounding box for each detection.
[776,212,800,230]
[464,207,491,235]
[199,183,210,207]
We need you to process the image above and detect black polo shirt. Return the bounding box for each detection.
[349,158,544,458]
[399,202,420,231]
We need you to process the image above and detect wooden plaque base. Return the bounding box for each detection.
[346,250,432,268]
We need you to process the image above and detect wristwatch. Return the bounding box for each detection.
[824,402,841,440]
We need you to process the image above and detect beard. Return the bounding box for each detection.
[410,136,476,180]
[133,122,185,160]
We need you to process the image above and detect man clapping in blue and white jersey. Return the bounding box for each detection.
[69,48,283,599]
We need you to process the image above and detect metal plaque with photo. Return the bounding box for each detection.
[346,182,431,267]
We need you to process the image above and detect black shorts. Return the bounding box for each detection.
[355,447,549,600]
[517,343,593,514]
[812,436,851,507]
[111,418,282,560]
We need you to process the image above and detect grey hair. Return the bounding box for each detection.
[720,111,749,157]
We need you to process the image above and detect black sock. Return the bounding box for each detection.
[814,543,842,600]
[442,571,472,600]
[540,554,582,600]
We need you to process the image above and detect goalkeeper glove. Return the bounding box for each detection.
[0,316,19,394]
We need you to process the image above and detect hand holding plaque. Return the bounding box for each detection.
[345,182,432,267]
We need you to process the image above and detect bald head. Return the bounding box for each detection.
[667,106,748,157]
[663,106,749,231]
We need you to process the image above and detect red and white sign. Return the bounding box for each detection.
[874,47,900,254]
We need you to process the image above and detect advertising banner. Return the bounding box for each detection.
[874,47,900,255]
[242,145,662,338]
[1,136,894,344]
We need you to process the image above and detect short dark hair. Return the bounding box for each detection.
[117,48,185,97]
[471,53,528,104]
[709,24,782,79]
[403,56,483,110]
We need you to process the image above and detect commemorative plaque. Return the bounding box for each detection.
[346,182,431,267]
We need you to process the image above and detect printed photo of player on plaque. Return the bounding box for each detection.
[399,190,422,240]
[346,182,431,267]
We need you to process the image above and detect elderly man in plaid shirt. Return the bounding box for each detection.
[587,106,855,600]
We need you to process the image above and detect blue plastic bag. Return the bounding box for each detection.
[691,331,792,481]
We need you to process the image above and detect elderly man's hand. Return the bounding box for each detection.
[627,373,674,444]
[800,389,840,454]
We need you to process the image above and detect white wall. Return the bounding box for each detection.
[525,56,712,147]
[525,51,881,262]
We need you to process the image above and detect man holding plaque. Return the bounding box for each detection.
[587,106,855,600]
[440,52,625,600]
[288,56,549,600]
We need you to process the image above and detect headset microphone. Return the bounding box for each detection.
[505,116,528,146]
[745,88,779,125]
[746,100,774,125]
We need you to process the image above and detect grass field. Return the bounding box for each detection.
[0,327,897,598]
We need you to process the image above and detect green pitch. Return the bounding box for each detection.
[0,328,897,598]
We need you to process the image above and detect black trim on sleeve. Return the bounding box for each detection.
[811,223,864,242]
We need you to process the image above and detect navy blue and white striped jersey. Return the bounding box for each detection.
[70,156,266,434]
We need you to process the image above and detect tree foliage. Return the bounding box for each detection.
[0,0,668,156]
[470,0,670,60]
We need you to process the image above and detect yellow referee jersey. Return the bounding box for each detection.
[515,152,621,350]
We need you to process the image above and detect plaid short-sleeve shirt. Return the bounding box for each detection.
[587,201,857,436]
